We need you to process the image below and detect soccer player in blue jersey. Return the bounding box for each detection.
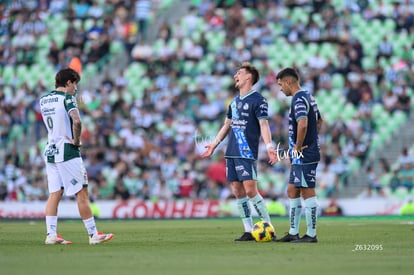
[202,62,278,241]
[275,67,323,243]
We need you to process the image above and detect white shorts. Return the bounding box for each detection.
[45,157,88,196]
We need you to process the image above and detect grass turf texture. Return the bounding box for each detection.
[1,216,414,275]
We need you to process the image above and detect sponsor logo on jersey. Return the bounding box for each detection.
[40,97,59,106]
[44,145,59,156]
[243,103,249,110]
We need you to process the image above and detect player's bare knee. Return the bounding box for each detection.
[287,185,300,198]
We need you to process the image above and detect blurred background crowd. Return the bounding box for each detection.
[1,0,414,203]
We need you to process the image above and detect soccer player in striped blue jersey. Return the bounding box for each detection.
[275,67,323,243]
[202,62,278,241]
[40,68,114,245]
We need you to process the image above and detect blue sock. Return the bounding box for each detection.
[250,194,271,224]
[237,197,252,232]
[288,198,302,235]
[304,197,318,237]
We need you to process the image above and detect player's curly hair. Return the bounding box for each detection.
[55,68,81,88]
[239,62,260,85]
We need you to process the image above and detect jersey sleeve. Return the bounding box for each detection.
[226,102,232,119]
[256,97,269,120]
[294,96,309,121]
[309,94,321,120]
[65,94,78,113]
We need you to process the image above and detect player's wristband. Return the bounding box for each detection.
[266,143,274,150]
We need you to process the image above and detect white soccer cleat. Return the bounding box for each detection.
[89,232,114,245]
[45,234,73,245]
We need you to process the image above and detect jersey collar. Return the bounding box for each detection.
[239,89,256,100]
[51,90,67,96]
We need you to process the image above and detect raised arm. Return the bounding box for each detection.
[201,117,231,158]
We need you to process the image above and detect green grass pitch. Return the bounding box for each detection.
[1,216,414,275]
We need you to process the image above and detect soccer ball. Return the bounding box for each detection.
[251,221,275,242]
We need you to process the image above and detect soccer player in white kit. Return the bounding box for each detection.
[40,68,114,245]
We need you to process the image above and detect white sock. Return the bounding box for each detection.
[304,196,318,237]
[288,198,302,235]
[83,217,98,237]
[46,216,58,236]
[237,197,253,232]
[250,194,271,224]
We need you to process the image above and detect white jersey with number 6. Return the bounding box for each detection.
[39,91,81,163]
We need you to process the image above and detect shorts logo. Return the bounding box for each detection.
[242,170,250,177]
[294,177,301,183]
[235,165,244,171]
[70,179,78,186]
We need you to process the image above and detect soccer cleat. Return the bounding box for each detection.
[234,232,255,241]
[276,232,299,242]
[89,232,114,245]
[45,234,73,245]
[291,234,318,243]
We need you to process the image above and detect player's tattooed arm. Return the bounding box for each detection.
[69,109,82,146]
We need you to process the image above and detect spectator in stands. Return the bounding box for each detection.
[373,0,391,21]
[224,4,245,41]
[73,0,90,19]
[382,89,398,113]
[179,169,194,198]
[395,85,411,116]
[134,0,152,42]
[389,169,402,193]
[157,21,172,42]
[131,40,153,63]
[366,165,385,197]
[376,36,393,61]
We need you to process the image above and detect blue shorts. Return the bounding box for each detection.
[226,158,257,182]
[289,163,318,188]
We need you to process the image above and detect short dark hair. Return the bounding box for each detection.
[55,68,81,88]
[240,62,260,85]
[276,67,299,81]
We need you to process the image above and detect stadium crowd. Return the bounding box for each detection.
[1,0,414,202]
